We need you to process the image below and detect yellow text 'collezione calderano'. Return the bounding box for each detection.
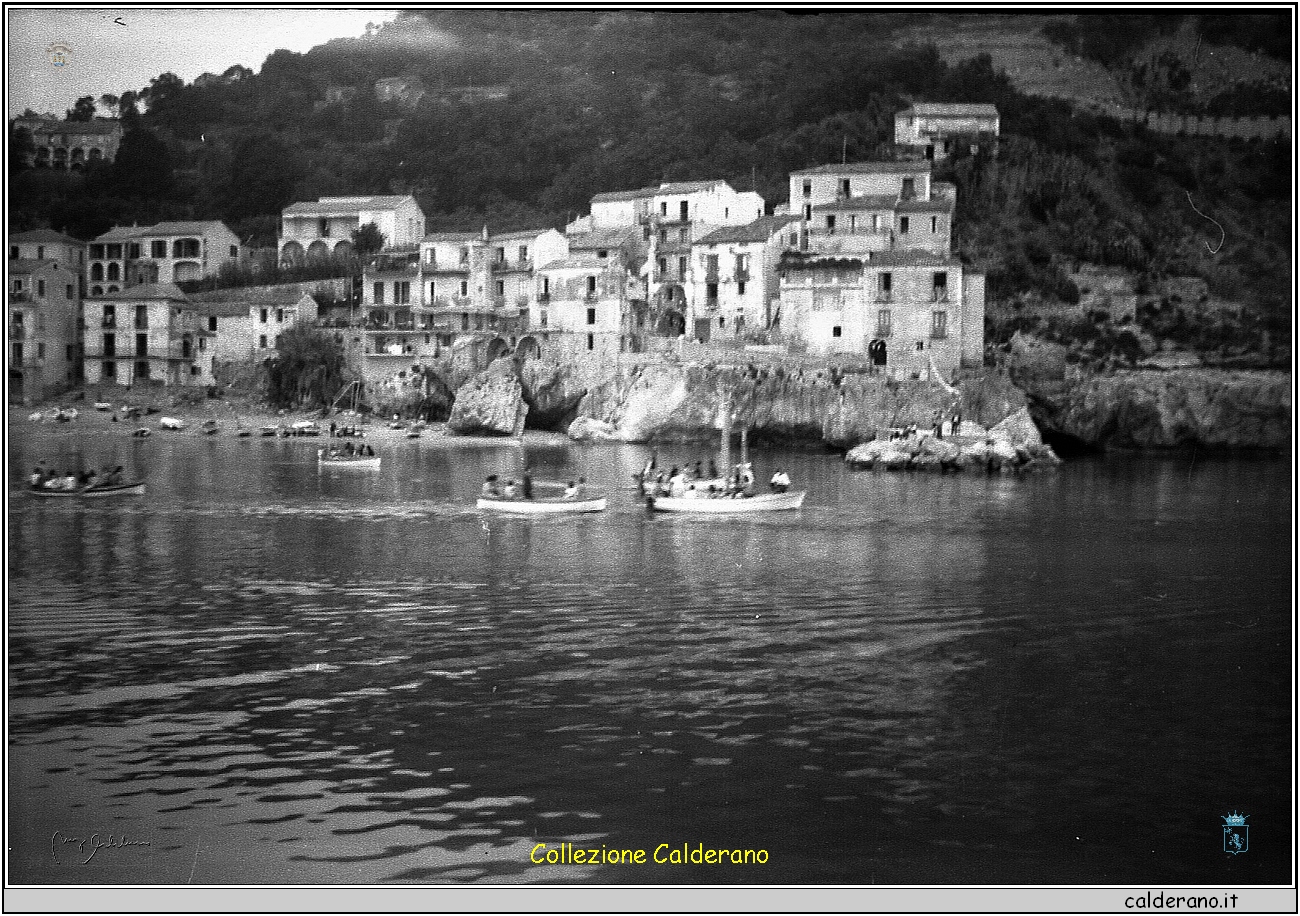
[530,842,769,866]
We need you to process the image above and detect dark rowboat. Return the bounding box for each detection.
[29,481,146,498]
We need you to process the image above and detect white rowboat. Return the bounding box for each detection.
[477,495,607,514]
[647,490,805,513]
[318,453,380,469]
[29,481,146,498]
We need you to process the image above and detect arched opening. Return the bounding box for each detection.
[107,285,119,293]
[91,263,104,281]
[485,336,511,363]
[306,241,331,263]
[52,147,67,169]
[35,148,50,167]
[656,307,686,337]
[107,263,120,281]
[515,335,541,361]
[279,241,305,268]
[332,240,354,261]
[88,148,103,162]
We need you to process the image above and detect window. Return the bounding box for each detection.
[540,310,548,328]
[494,247,505,264]
[38,342,45,358]
[373,282,384,305]
[587,276,597,296]
[900,217,909,235]
[429,281,437,300]
[597,249,608,260]
[802,179,811,198]
[260,308,269,323]
[66,284,73,299]
[395,282,409,304]
[718,316,725,328]
[915,340,925,351]
[198,337,206,351]
[103,305,115,327]
[459,280,468,296]
[66,344,73,360]
[37,280,45,297]
[832,325,842,338]
[9,246,18,259]
[230,245,238,257]
[459,247,469,265]
[276,308,285,322]
[462,313,469,331]
[496,280,504,296]
[933,272,948,301]
[541,277,549,298]
[660,201,667,216]
[89,244,104,260]
[135,305,148,329]
[871,214,879,231]
[135,332,148,356]
[151,240,167,258]
[901,177,915,199]
[587,333,594,351]
[931,216,938,233]
[677,256,686,279]
[259,334,268,348]
[841,179,851,197]
[191,366,200,376]
[92,285,103,296]
[91,263,104,281]
[878,272,892,300]
[107,263,120,281]
[658,257,667,275]
[587,307,597,325]
[803,204,812,221]
[519,245,528,263]
[737,281,746,295]
[706,282,718,302]
[659,229,667,242]
[931,311,948,338]
[826,215,836,233]
[107,244,122,259]
[678,227,688,242]
[319,218,330,238]
[643,227,651,241]
[706,254,718,276]
[679,201,688,220]
[37,246,45,259]
[104,360,115,378]
[209,316,217,332]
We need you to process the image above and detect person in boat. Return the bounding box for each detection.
[29,466,43,488]
[85,468,100,489]
[683,483,699,499]
[576,476,587,497]
[62,470,79,491]
[482,475,500,497]
[770,469,791,493]
[343,441,355,457]
[706,484,718,499]
[653,473,666,497]
[740,462,755,488]
[564,480,578,499]
[522,466,534,499]
[503,479,518,498]
[668,467,685,497]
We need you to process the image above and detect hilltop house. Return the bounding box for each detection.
[279,196,425,267]
[12,116,123,169]
[894,103,1000,162]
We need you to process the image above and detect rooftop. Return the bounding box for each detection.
[810,195,900,214]
[17,117,123,135]
[865,250,963,268]
[566,226,639,249]
[423,232,479,243]
[94,282,190,301]
[189,285,314,307]
[895,196,955,214]
[284,195,417,216]
[590,179,725,204]
[899,102,1000,119]
[9,228,84,245]
[791,161,932,177]
[490,227,557,241]
[139,220,234,237]
[695,215,799,245]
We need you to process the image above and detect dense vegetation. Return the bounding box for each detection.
[9,11,1290,338]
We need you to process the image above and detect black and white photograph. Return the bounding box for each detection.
[5,5,1294,907]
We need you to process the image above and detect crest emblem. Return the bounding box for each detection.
[1222,811,1249,855]
[46,42,72,67]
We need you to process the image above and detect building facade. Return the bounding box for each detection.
[688,215,798,342]
[894,103,1000,162]
[87,221,243,295]
[8,258,81,403]
[81,283,213,388]
[279,195,425,266]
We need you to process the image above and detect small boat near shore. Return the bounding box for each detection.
[317,449,380,469]
[477,494,607,514]
[29,481,146,498]
[647,490,805,513]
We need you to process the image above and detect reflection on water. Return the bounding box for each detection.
[7,431,1291,884]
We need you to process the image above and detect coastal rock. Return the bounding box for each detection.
[566,416,618,442]
[521,358,592,430]
[446,359,527,436]
[919,436,962,463]
[1027,368,1290,450]
[989,407,1044,447]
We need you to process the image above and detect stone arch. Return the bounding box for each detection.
[88,147,103,162]
[91,263,104,281]
[35,147,50,166]
[515,335,541,361]
[306,240,331,262]
[91,285,103,296]
[107,262,120,281]
[52,147,68,169]
[280,241,305,268]
[485,336,511,363]
[332,240,354,261]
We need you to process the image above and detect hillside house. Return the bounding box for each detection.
[688,215,798,342]
[87,221,242,293]
[894,103,1000,161]
[280,196,425,267]
[187,287,320,365]
[12,116,123,169]
[82,283,214,388]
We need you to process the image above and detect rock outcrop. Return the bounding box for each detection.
[446,358,527,436]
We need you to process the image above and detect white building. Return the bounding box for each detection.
[87,221,242,294]
[688,215,798,342]
[279,195,425,266]
[894,103,1000,162]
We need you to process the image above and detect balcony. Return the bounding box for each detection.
[735,269,750,283]
[931,290,950,303]
[491,259,532,273]
[135,321,149,330]
[367,250,421,276]
[9,324,26,340]
[102,318,117,329]
[8,290,32,303]
[929,329,948,340]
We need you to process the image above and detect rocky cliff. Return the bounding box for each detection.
[445,358,528,436]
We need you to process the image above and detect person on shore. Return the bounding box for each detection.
[694,460,703,480]
[564,480,578,499]
[344,441,355,457]
[330,421,337,438]
[952,412,962,435]
[503,479,518,498]
[522,466,534,499]
[668,467,685,497]
[708,458,718,479]
[62,470,78,491]
[482,475,500,497]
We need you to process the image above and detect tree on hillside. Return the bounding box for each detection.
[224,133,300,222]
[9,124,34,176]
[108,123,174,197]
[265,325,348,408]
[66,96,96,122]
[351,222,386,258]
[98,94,120,119]
[118,91,141,130]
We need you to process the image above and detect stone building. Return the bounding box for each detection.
[894,102,1000,162]
[778,161,984,375]
[81,283,214,388]
[687,215,798,342]
[12,116,123,169]
[279,195,425,267]
[8,257,81,403]
[187,287,320,365]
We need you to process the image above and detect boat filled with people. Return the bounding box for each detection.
[638,451,804,514]
[317,445,380,469]
[27,465,144,498]
[476,473,606,514]
[647,489,805,513]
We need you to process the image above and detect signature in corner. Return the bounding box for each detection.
[52,830,151,864]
